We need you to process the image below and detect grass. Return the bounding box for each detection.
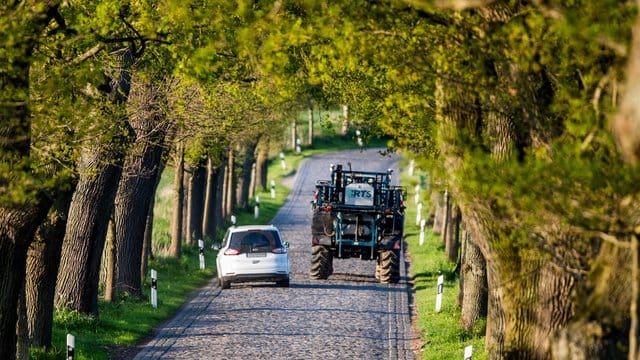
[400,159,487,360]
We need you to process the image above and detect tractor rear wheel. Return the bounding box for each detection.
[378,249,400,284]
[310,245,333,279]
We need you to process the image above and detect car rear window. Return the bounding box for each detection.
[229,230,282,254]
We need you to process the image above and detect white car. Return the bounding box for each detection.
[215,225,290,289]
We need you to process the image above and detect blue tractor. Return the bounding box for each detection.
[310,164,405,283]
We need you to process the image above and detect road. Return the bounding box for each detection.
[132,148,418,360]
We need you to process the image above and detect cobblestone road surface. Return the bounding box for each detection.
[132,149,419,359]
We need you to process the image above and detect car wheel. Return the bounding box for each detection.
[219,277,230,289]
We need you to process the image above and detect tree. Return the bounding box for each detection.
[112,73,173,299]
[0,3,64,357]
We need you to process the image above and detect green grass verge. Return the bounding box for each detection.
[400,160,487,360]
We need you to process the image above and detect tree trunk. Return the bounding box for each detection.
[55,152,124,315]
[445,204,460,263]
[140,188,156,279]
[104,217,116,302]
[308,100,314,145]
[255,137,269,192]
[459,230,488,331]
[55,48,134,315]
[248,162,256,200]
[169,143,184,257]
[236,142,258,210]
[113,77,170,299]
[341,104,350,136]
[291,121,297,150]
[215,160,226,229]
[21,188,74,351]
[202,157,219,241]
[432,191,444,235]
[224,148,236,218]
[186,164,206,245]
[441,190,450,247]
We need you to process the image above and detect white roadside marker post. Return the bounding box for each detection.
[436,273,444,312]
[231,214,236,226]
[414,184,420,205]
[464,345,473,360]
[296,138,301,154]
[419,219,426,246]
[416,202,422,226]
[408,159,415,176]
[198,239,205,270]
[151,269,158,309]
[270,180,276,199]
[254,196,260,219]
[280,152,286,170]
[66,334,75,360]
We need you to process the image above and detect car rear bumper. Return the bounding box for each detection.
[222,272,289,284]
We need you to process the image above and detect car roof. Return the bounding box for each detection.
[228,224,279,233]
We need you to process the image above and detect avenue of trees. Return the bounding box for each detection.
[3,1,640,360]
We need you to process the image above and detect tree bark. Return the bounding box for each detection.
[186,164,206,245]
[432,191,444,235]
[169,142,184,257]
[103,217,116,302]
[341,104,350,136]
[202,157,219,241]
[55,48,134,315]
[248,162,256,200]
[236,142,258,210]
[224,148,236,218]
[441,190,451,247]
[140,188,156,279]
[291,121,297,150]
[113,76,170,299]
[445,204,460,263]
[22,188,74,350]
[459,230,488,331]
[255,137,269,192]
[215,159,226,228]
[308,100,314,145]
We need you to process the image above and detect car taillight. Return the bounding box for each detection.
[393,241,401,250]
[271,247,287,254]
[224,248,241,255]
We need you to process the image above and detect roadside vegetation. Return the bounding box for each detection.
[400,161,487,360]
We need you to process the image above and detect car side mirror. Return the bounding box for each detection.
[212,242,221,251]
[283,242,289,249]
